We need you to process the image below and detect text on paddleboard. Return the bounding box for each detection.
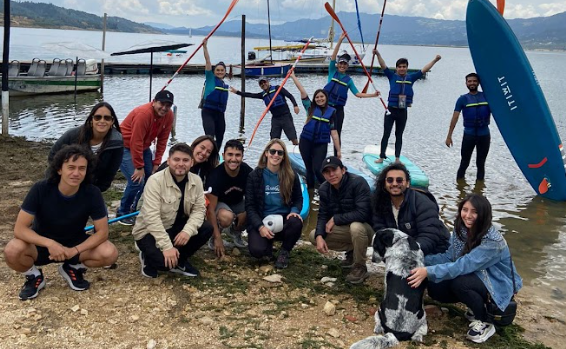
[497,76,518,111]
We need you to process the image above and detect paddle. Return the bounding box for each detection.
[497,0,505,15]
[247,37,314,148]
[324,2,389,114]
[84,211,140,231]
[362,0,387,93]
[160,0,240,91]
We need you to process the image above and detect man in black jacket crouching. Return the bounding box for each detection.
[309,156,374,284]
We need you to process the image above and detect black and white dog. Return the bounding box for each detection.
[350,228,427,349]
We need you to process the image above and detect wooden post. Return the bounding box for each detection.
[101,13,107,94]
[2,0,11,135]
[239,15,246,134]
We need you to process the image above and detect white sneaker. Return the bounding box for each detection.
[466,320,495,343]
[207,236,235,251]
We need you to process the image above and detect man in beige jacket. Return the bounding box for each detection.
[132,143,212,278]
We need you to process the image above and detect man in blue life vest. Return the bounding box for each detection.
[373,49,441,163]
[325,32,381,156]
[446,73,492,181]
[229,77,300,145]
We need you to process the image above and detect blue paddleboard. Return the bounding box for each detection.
[467,0,566,201]
[362,145,429,190]
[286,143,375,191]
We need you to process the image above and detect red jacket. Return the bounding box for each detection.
[120,102,173,169]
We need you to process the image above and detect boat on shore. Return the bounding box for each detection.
[5,58,100,97]
[229,62,291,77]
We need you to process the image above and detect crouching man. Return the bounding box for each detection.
[4,145,118,300]
[133,143,213,278]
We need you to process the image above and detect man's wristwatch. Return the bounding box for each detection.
[136,167,143,170]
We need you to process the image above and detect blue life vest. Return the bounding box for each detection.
[203,77,229,112]
[262,85,286,109]
[323,73,351,107]
[388,73,415,106]
[301,106,334,143]
[462,92,490,128]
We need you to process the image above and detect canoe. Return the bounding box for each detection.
[7,75,100,97]
[362,145,429,190]
[467,0,566,201]
[286,143,375,191]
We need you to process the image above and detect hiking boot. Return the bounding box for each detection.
[341,250,354,269]
[228,229,247,248]
[346,263,369,284]
[207,236,234,251]
[464,308,476,322]
[139,251,157,278]
[19,270,46,300]
[170,260,199,277]
[275,249,290,269]
[466,320,495,343]
[58,263,90,291]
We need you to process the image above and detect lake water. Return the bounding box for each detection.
[2,28,566,317]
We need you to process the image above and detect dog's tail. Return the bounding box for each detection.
[349,333,399,349]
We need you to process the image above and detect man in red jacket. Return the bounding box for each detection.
[117,90,175,225]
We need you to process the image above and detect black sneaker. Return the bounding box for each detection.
[275,249,290,269]
[138,251,158,278]
[19,270,46,300]
[170,260,199,277]
[58,263,90,291]
[118,216,136,226]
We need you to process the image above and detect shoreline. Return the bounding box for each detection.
[0,134,563,348]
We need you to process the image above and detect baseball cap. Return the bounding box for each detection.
[321,156,344,171]
[258,76,269,83]
[338,53,351,64]
[154,90,174,104]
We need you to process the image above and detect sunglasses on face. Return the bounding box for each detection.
[386,177,405,184]
[93,114,113,122]
[268,149,284,156]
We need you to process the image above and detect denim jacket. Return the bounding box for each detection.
[425,226,522,311]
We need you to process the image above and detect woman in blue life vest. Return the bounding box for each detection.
[446,73,492,181]
[201,38,230,149]
[290,72,341,189]
[373,49,441,164]
[229,76,300,145]
[324,32,380,156]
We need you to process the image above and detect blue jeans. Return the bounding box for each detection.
[118,148,153,216]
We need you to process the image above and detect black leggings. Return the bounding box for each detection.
[248,216,303,258]
[457,133,491,180]
[333,106,345,157]
[379,107,408,158]
[201,108,226,149]
[299,138,328,189]
[427,273,489,321]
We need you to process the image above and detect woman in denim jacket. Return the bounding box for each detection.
[408,193,522,343]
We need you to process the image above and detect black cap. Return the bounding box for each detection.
[321,156,343,171]
[338,53,351,64]
[154,90,174,104]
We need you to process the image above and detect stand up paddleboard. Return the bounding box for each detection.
[362,145,429,190]
[282,143,310,219]
[467,0,566,201]
[286,143,375,191]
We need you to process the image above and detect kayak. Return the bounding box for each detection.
[362,145,429,190]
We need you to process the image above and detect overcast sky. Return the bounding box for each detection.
[23,0,566,28]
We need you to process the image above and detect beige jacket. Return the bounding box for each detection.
[132,169,206,251]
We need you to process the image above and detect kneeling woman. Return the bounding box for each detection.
[245,139,303,269]
[408,194,522,344]
[290,72,341,189]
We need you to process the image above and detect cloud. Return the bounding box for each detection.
[158,0,212,16]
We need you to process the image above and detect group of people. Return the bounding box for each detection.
[4,34,515,345]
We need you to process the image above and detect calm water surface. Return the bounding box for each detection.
[2,28,566,316]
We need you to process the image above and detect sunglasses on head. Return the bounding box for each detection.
[93,114,113,122]
[268,149,284,156]
[386,177,405,184]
